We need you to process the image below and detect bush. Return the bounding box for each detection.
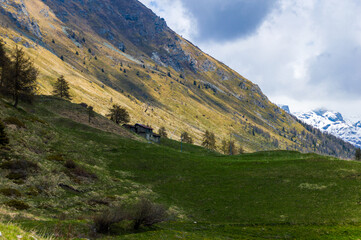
[0,188,21,197]
[64,160,97,180]
[6,171,27,180]
[5,200,30,210]
[71,166,97,179]
[0,159,38,171]
[93,209,127,234]
[64,159,76,169]
[3,117,26,128]
[46,154,65,162]
[0,120,9,146]
[131,198,167,230]
[93,198,167,234]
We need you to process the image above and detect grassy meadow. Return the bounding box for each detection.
[1,96,361,239]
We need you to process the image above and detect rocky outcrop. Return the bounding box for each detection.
[0,0,42,39]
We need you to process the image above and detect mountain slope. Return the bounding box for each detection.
[0,0,355,158]
[294,109,361,148]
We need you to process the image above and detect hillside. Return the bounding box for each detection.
[0,0,355,158]
[1,96,361,239]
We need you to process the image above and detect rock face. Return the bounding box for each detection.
[278,105,290,114]
[294,109,361,148]
[0,0,42,38]
[42,0,199,72]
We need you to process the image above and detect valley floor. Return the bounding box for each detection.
[1,96,361,239]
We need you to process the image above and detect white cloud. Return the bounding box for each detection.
[140,0,361,119]
[139,0,197,40]
[197,0,361,118]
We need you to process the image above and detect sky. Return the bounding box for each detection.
[139,0,361,120]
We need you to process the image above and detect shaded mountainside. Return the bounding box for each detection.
[0,0,355,158]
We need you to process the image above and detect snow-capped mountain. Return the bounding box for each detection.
[292,108,361,148]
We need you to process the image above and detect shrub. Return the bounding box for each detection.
[131,198,167,230]
[3,117,26,128]
[93,198,167,233]
[6,171,27,180]
[71,166,97,179]
[47,154,65,162]
[64,160,97,180]
[0,120,9,146]
[5,200,30,210]
[25,187,39,196]
[0,159,38,171]
[64,159,76,169]
[0,188,21,197]
[93,209,127,234]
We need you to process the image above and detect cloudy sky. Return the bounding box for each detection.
[139,0,361,119]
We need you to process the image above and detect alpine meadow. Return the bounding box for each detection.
[0,0,360,239]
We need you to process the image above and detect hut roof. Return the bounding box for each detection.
[135,123,153,130]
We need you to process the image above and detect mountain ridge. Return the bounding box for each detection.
[293,108,361,148]
[0,0,356,158]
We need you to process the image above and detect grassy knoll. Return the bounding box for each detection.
[1,96,361,239]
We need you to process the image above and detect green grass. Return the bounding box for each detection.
[2,96,361,239]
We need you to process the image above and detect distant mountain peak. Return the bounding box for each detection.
[294,109,361,148]
[277,104,290,114]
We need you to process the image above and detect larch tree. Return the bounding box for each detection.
[158,127,168,138]
[0,40,10,89]
[181,131,193,144]
[356,148,361,161]
[53,75,71,100]
[202,130,216,150]
[107,104,130,125]
[87,105,95,123]
[4,46,38,107]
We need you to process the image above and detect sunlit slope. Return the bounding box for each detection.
[0,0,355,157]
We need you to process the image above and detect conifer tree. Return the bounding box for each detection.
[221,139,237,155]
[221,139,228,154]
[159,127,168,138]
[87,106,95,123]
[107,104,130,125]
[0,40,10,89]
[4,46,38,107]
[53,75,71,100]
[356,148,361,161]
[202,130,216,150]
[181,131,193,144]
